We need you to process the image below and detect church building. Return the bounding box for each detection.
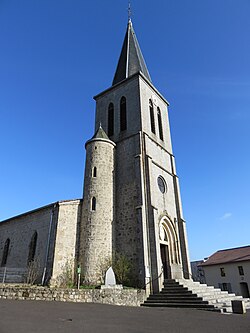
[0,20,191,293]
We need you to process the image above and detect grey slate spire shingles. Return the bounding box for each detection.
[112,20,151,86]
[92,124,109,140]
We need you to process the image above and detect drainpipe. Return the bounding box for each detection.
[41,203,57,285]
[2,267,7,284]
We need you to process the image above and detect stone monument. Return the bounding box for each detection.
[101,267,123,289]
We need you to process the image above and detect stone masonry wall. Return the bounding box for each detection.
[115,134,145,285]
[139,75,172,154]
[0,204,56,283]
[0,285,146,307]
[94,75,141,141]
[50,200,82,286]
[80,137,115,284]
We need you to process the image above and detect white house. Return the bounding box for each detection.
[199,245,250,298]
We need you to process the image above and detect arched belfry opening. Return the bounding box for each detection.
[159,217,180,279]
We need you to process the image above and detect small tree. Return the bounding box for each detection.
[95,256,112,285]
[26,258,40,285]
[57,260,74,288]
[112,253,131,285]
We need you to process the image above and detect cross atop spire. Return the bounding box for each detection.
[112,20,151,86]
[128,1,132,22]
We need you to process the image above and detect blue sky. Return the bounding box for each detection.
[0,1,249,261]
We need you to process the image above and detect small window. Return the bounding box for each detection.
[1,238,10,267]
[108,103,114,137]
[238,266,244,276]
[221,282,232,292]
[27,231,38,265]
[149,99,155,134]
[91,197,96,211]
[220,267,225,277]
[157,107,164,141]
[93,167,97,178]
[157,176,167,194]
[120,96,127,131]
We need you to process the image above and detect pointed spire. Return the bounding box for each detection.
[112,20,151,86]
[92,124,109,140]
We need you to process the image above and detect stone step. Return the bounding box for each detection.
[160,291,194,296]
[195,293,235,300]
[149,294,200,300]
[142,302,216,309]
[164,279,180,282]
[145,299,209,304]
[163,282,182,286]
[201,294,243,302]
[183,286,218,292]
[162,286,188,292]
[178,281,218,290]
[163,284,188,288]
[160,291,193,297]
[179,281,234,294]
[177,280,208,287]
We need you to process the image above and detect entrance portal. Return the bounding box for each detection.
[159,217,181,280]
[240,282,250,298]
[160,244,171,279]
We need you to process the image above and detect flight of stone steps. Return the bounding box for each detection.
[142,279,250,312]
[176,278,250,313]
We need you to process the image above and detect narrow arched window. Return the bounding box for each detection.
[1,238,10,267]
[93,167,97,177]
[27,231,38,265]
[91,197,96,211]
[120,96,127,131]
[157,107,164,141]
[149,99,155,134]
[108,103,114,137]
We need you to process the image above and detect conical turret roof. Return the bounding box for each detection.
[92,124,109,140]
[112,20,151,86]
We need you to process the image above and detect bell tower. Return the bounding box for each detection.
[82,19,191,292]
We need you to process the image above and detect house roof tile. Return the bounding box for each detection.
[200,245,250,266]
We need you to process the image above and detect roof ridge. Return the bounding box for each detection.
[217,245,250,252]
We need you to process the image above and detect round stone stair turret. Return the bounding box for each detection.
[80,125,115,284]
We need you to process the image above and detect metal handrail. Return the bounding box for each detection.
[181,267,194,280]
[0,267,28,284]
[140,267,164,290]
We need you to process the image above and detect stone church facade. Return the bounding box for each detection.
[0,20,191,293]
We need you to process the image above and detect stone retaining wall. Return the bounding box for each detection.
[0,285,146,307]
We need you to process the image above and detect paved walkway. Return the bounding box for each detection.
[0,299,249,333]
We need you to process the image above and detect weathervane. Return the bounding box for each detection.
[128,1,132,21]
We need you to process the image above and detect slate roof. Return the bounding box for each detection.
[91,125,109,140]
[112,20,151,86]
[200,245,250,266]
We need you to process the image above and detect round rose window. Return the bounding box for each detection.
[157,176,167,193]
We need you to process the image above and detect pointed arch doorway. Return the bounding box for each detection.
[159,217,180,280]
[160,243,171,279]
